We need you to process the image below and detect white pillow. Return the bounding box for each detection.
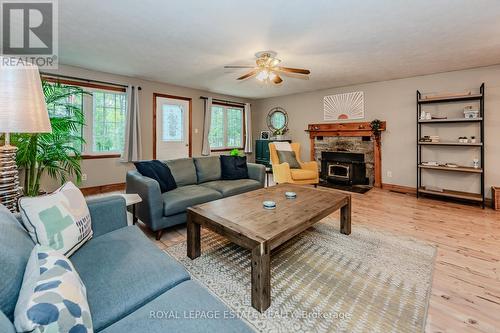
[272,141,292,151]
[14,245,93,333]
[19,182,92,256]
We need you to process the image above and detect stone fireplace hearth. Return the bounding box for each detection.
[316,137,374,185]
[306,121,386,187]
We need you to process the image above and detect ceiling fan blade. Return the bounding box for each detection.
[224,65,255,69]
[272,73,283,84]
[277,67,310,75]
[237,69,258,80]
[279,71,310,80]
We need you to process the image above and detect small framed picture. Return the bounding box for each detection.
[260,131,270,140]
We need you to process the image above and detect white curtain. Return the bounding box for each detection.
[244,103,252,153]
[121,85,141,162]
[201,97,212,156]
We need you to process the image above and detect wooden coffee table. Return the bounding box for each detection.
[186,184,351,312]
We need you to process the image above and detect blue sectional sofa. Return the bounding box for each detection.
[126,156,266,239]
[0,196,254,333]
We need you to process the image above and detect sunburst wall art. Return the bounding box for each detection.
[324,91,365,121]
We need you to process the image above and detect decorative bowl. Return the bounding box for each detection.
[263,200,276,210]
[285,191,297,199]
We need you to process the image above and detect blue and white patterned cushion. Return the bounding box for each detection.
[19,182,93,256]
[14,245,93,333]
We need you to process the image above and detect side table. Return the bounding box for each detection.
[265,167,273,187]
[120,193,142,225]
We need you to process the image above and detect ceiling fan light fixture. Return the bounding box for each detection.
[256,69,270,82]
[226,51,309,84]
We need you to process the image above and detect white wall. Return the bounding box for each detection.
[252,65,500,198]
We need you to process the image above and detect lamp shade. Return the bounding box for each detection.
[0,59,51,133]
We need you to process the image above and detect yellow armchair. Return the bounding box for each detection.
[269,142,319,185]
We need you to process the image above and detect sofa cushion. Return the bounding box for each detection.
[0,205,34,321]
[194,156,221,183]
[162,185,222,216]
[134,160,177,193]
[70,226,190,331]
[220,155,249,180]
[19,182,93,256]
[201,179,261,197]
[290,169,317,180]
[0,311,15,333]
[100,280,254,333]
[165,158,197,186]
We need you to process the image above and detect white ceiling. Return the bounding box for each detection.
[59,0,500,99]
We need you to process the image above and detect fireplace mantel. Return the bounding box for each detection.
[305,121,386,187]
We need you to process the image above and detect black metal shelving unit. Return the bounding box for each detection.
[416,83,485,208]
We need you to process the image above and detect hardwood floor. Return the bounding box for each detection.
[132,186,500,333]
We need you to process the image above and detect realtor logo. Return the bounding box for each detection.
[1,0,58,68]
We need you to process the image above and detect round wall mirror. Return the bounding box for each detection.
[267,107,288,133]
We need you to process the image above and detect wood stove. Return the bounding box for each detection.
[321,151,368,185]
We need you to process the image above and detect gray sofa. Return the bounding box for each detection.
[0,197,254,333]
[126,156,265,239]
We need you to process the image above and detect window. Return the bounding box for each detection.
[209,104,244,150]
[45,81,127,156]
[92,91,127,153]
[162,104,184,142]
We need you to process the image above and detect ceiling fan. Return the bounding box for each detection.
[224,51,310,85]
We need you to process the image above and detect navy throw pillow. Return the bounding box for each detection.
[220,156,249,180]
[134,160,177,193]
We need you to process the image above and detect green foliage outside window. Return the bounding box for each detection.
[208,106,243,149]
[93,91,127,152]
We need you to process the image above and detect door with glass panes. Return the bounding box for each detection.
[155,95,191,160]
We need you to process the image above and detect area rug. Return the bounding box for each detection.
[166,219,436,333]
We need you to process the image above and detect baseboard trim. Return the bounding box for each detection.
[80,182,126,196]
[485,198,493,209]
[381,183,417,195]
[382,183,494,208]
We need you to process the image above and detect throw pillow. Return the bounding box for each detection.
[277,150,301,169]
[14,245,93,333]
[19,182,93,257]
[220,155,249,180]
[134,160,177,193]
[194,156,221,183]
[164,158,197,186]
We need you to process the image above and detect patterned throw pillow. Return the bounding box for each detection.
[19,182,92,256]
[14,245,93,333]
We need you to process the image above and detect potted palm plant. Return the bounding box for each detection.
[12,81,88,196]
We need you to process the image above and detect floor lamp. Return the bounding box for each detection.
[0,59,52,212]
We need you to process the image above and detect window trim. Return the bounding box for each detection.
[209,102,246,152]
[81,154,121,159]
[42,77,126,93]
[41,77,128,159]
